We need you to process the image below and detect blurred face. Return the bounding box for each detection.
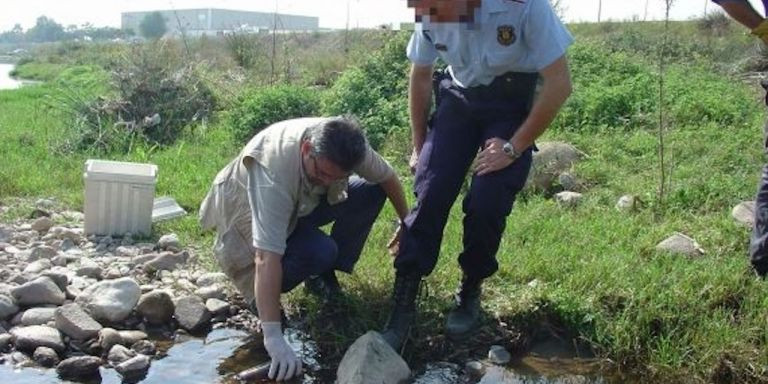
[407,0,482,23]
[301,141,349,187]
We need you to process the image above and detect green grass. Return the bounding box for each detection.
[3,21,768,383]
[10,62,67,81]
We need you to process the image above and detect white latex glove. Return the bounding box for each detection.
[261,321,302,381]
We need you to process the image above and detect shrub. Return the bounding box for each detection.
[696,11,731,37]
[360,97,409,151]
[553,41,753,131]
[322,31,411,149]
[555,42,657,130]
[665,66,753,126]
[228,84,320,141]
[53,42,216,153]
[224,32,264,70]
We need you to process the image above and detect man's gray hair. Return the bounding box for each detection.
[306,116,368,172]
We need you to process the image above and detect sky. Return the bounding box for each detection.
[0,0,765,31]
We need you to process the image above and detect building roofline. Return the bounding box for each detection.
[121,8,318,20]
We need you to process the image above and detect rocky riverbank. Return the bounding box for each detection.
[0,199,257,382]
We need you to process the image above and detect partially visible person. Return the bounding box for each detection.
[382,0,573,351]
[200,116,409,380]
[712,0,768,277]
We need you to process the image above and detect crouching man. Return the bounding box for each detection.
[200,116,408,381]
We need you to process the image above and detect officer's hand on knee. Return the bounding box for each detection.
[387,221,404,257]
[474,138,515,176]
[409,148,420,175]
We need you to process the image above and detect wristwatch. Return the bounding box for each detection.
[502,141,522,160]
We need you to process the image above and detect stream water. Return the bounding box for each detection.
[0,325,632,384]
[0,63,24,90]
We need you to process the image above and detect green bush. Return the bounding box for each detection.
[322,31,411,149]
[554,41,756,131]
[52,42,216,153]
[555,42,657,130]
[360,97,409,151]
[223,32,264,70]
[665,66,754,126]
[228,84,320,141]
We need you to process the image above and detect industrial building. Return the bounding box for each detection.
[121,8,319,36]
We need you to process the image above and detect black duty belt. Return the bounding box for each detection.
[434,69,538,111]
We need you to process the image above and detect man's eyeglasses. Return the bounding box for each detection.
[310,154,349,184]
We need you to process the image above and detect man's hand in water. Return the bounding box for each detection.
[261,322,302,381]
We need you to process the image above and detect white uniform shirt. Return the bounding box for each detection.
[406,0,573,88]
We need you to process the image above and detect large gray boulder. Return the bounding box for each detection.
[118,330,148,346]
[115,354,151,380]
[23,259,52,274]
[76,277,141,323]
[98,327,123,352]
[21,307,57,326]
[136,290,174,325]
[656,233,705,257]
[0,295,19,319]
[526,142,586,193]
[555,191,583,208]
[75,258,102,279]
[28,246,57,262]
[205,298,230,316]
[173,295,210,332]
[56,356,103,381]
[488,345,511,365]
[31,217,54,233]
[55,303,103,340]
[0,334,11,351]
[195,284,225,301]
[10,325,65,352]
[33,346,60,367]
[144,251,189,273]
[107,344,137,364]
[196,272,228,287]
[337,331,410,384]
[732,201,755,227]
[11,276,65,306]
[157,233,181,250]
[0,225,11,242]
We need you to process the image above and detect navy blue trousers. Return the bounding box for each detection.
[396,74,535,280]
[750,110,768,276]
[281,177,386,292]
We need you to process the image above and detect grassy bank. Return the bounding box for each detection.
[2,20,768,383]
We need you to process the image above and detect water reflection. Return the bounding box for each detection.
[0,328,265,384]
[0,63,23,90]
[479,366,605,384]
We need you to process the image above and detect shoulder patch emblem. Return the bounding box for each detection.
[497,25,516,46]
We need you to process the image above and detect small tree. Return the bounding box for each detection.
[657,0,676,214]
[139,12,167,40]
[27,16,65,42]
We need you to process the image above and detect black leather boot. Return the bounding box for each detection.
[381,272,422,351]
[304,270,342,303]
[444,275,483,339]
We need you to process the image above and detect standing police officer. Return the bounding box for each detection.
[712,0,768,277]
[382,0,573,350]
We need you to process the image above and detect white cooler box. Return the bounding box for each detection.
[84,159,158,236]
